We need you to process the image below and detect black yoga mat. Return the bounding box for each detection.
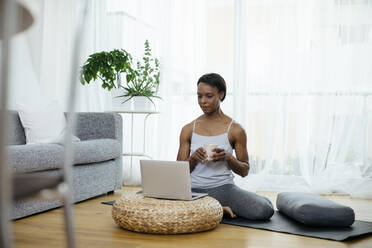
[102,201,372,241]
[101,200,116,205]
[222,211,372,241]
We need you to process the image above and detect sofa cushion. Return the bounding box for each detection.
[73,139,121,165]
[17,102,72,144]
[276,192,355,227]
[73,113,118,140]
[9,144,64,173]
[9,139,121,173]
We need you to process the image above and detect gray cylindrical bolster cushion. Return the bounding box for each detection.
[276,192,355,227]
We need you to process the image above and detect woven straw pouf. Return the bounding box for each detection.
[112,193,223,234]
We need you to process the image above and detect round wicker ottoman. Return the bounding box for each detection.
[112,193,223,234]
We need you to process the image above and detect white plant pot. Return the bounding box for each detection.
[111,90,157,111]
[111,89,132,111]
[131,96,156,111]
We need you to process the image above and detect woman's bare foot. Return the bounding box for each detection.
[222,206,236,218]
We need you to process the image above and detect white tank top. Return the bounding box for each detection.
[190,119,235,189]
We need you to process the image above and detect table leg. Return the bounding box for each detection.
[143,113,152,156]
[130,113,134,176]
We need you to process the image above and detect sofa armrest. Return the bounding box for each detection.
[73,112,122,142]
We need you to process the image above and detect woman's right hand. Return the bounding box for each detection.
[190,147,207,164]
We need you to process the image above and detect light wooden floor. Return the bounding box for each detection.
[13,187,372,248]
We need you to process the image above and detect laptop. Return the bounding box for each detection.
[140,160,208,201]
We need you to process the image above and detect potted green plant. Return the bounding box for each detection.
[80,40,161,111]
[118,40,160,111]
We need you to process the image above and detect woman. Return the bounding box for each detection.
[177,73,274,219]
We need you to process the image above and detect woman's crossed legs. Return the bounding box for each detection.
[193,184,274,220]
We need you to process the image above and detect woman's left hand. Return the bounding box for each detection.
[211,148,232,162]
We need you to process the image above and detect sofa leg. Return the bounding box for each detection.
[107,190,114,195]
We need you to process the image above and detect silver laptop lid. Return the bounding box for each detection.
[140,160,192,200]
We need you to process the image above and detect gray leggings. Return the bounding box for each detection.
[193,184,274,220]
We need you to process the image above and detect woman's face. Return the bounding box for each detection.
[197,82,224,114]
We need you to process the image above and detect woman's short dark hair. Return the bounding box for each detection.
[197,73,227,101]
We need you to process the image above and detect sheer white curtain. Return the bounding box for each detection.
[8,0,121,111]
[233,0,372,198]
[7,0,45,109]
[14,0,371,196]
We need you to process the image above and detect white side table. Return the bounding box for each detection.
[109,110,160,171]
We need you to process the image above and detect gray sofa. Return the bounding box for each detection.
[7,111,123,219]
